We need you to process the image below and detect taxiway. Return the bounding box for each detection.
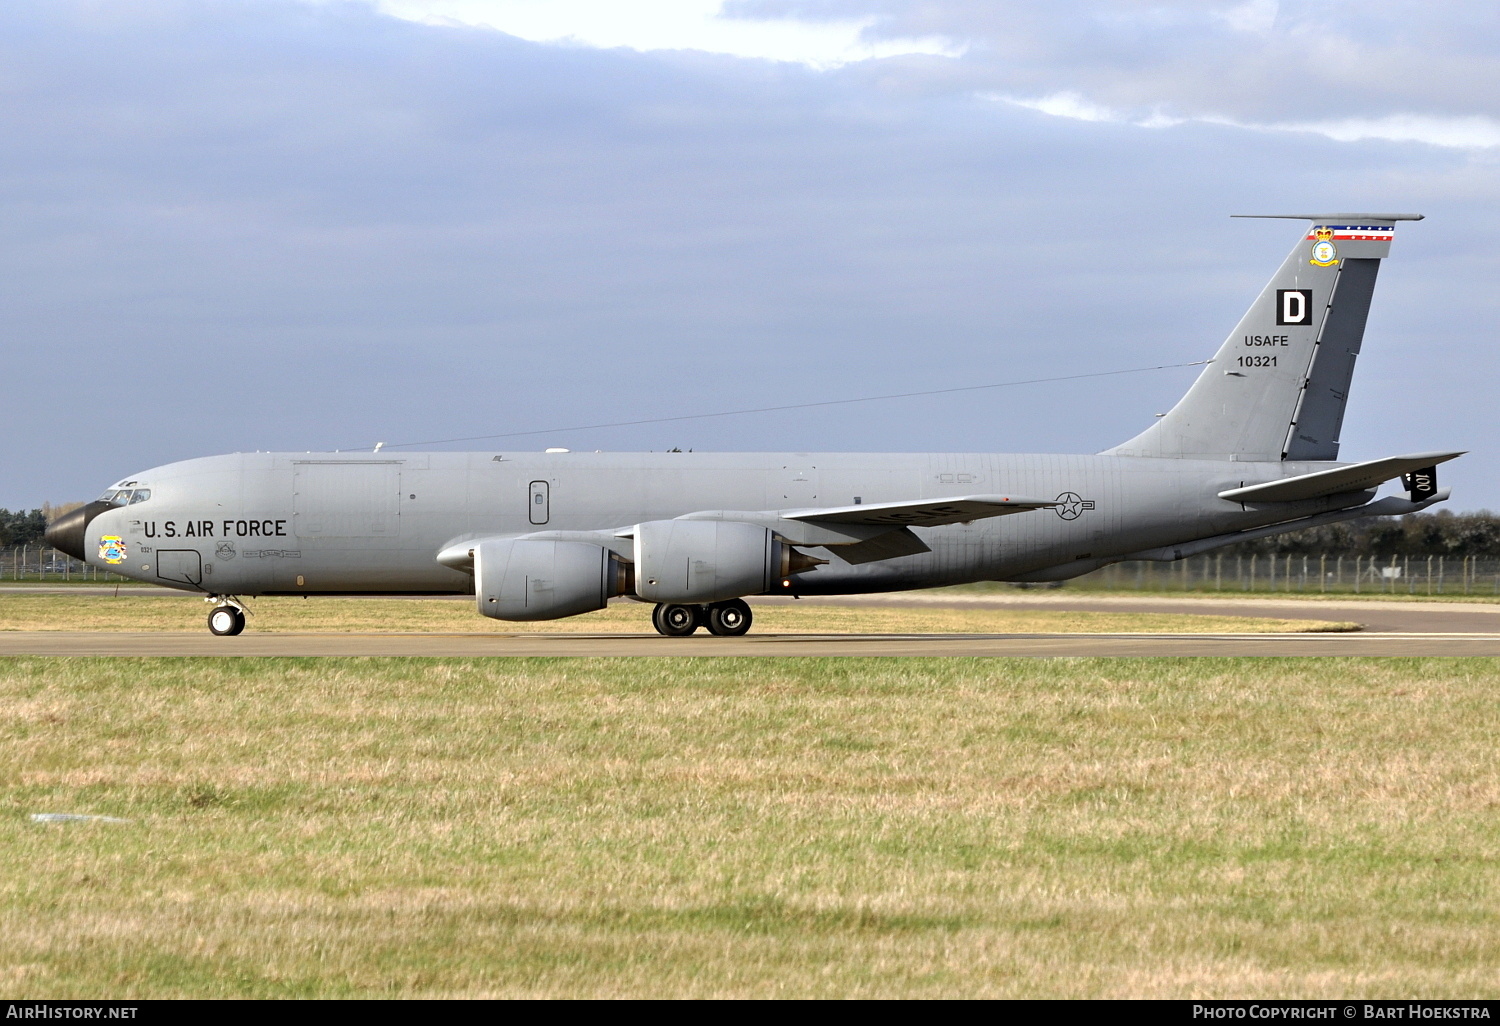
[2,630,1499,656]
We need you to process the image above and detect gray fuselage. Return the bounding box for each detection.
[79,449,1364,597]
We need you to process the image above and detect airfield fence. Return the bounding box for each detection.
[1064,553,1500,596]
[1,546,132,583]
[5,544,1500,596]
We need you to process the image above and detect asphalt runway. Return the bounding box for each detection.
[4,630,1500,656]
[6,587,1500,655]
[780,593,1500,634]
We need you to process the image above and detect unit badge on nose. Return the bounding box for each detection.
[98,536,127,564]
[216,541,237,561]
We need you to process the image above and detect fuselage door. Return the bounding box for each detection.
[155,548,202,587]
[529,480,550,525]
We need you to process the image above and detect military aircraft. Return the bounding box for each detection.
[47,213,1461,637]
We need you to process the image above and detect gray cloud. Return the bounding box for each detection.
[0,0,1493,510]
[730,1,1500,132]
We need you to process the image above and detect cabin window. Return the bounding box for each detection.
[528,481,549,525]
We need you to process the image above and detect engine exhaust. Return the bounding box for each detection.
[779,543,828,578]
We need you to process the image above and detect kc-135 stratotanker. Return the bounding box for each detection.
[48,214,1462,636]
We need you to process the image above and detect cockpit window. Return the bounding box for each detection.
[95,488,150,506]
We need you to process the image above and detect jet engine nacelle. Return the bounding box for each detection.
[475,538,629,621]
[633,519,816,603]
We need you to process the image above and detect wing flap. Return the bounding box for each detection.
[1218,451,1463,503]
[828,528,931,565]
[785,494,1058,528]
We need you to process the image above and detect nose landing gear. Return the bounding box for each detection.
[650,598,753,637]
[206,597,248,636]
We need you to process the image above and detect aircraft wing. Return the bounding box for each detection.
[1217,451,1464,503]
[783,494,1059,528]
[436,495,1060,574]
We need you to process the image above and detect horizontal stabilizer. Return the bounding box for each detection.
[1232,213,1424,222]
[1125,489,1451,563]
[785,494,1058,528]
[1218,451,1464,503]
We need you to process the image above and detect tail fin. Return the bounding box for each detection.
[1105,213,1422,462]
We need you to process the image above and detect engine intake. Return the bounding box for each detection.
[476,538,630,621]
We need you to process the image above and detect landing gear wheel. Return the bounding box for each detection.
[652,603,702,637]
[207,606,245,636]
[706,599,752,637]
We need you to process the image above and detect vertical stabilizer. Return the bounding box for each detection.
[1105,214,1421,461]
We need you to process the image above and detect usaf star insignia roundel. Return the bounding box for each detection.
[1054,492,1097,520]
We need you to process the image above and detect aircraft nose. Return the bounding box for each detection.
[45,501,110,562]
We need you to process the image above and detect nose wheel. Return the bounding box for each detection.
[206,599,247,636]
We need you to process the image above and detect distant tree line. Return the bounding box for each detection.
[1218,510,1500,559]
[0,509,48,548]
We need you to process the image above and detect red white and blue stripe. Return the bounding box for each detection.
[1305,225,1397,241]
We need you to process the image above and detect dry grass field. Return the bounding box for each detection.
[0,593,1358,635]
[3,656,1497,998]
[930,583,1500,604]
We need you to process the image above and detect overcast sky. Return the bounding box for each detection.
[2,0,1495,509]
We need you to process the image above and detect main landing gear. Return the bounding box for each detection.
[651,598,753,637]
[206,597,248,636]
